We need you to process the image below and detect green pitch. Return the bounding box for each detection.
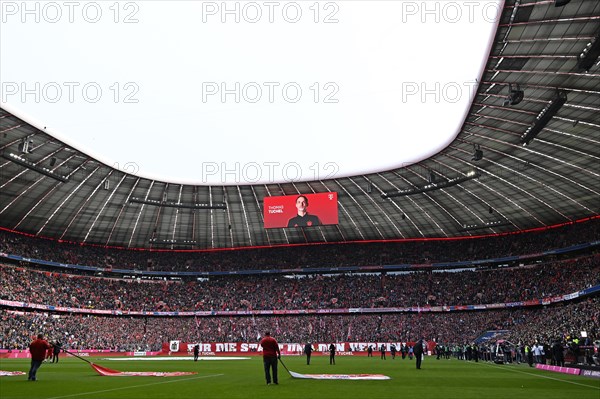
[0,356,598,399]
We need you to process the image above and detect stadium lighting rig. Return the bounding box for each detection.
[502,83,524,107]
[148,238,198,246]
[18,137,34,153]
[381,170,481,198]
[577,27,600,72]
[2,152,68,182]
[129,197,227,209]
[471,144,483,162]
[554,0,571,7]
[459,220,512,232]
[520,90,567,146]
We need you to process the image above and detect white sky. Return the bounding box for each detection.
[0,0,502,185]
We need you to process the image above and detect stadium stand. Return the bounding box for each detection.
[0,220,598,364]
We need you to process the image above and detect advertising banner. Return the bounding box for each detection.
[264,192,338,228]
[172,341,434,355]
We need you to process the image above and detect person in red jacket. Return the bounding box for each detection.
[259,331,281,385]
[28,334,51,381]
[46,343,53,362]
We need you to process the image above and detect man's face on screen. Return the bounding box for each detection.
[296,197,308,214]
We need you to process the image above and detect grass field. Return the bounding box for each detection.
[1,356,598,399]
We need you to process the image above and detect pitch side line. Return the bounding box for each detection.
[46,373,224,399]
[481,362,599,389]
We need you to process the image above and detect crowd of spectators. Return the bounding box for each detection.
[1,297,597,352]
[1,255,598,312]
[0,218,598,272]
[0,220,598,357]
[499,298,599,347]
[384,255,599,306]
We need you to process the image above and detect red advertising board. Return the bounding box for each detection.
[164,341,434,355]
[263,193,338,228]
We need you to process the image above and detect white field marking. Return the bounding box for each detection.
[103,356,250,361]
[46,373,224,399]
[481,362,600,389]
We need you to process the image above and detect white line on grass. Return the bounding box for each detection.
[46,373,224,399]
[481,362,600,389]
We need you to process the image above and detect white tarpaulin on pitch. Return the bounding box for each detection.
[289,371,390,380]
[0,370,26,376]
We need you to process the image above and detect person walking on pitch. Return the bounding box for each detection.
[260,332,281,385]
[28,334,50,381]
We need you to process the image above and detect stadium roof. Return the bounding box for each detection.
[1,0,599,250]
[0,1,498,185]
